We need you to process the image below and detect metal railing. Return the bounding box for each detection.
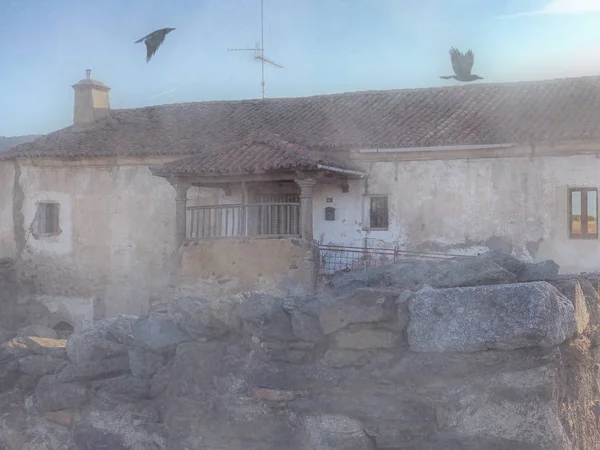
[187,202,300,240]
[317,243,472,276]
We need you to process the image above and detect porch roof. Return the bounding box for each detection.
[151,135,364,178]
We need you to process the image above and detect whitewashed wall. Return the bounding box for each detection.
[11,159,219,319]
[313,154,600,274]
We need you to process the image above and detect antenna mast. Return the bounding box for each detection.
[227,0,283,100]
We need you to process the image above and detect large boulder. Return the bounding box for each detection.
[408,282,576,352]
[18,355,68,377]
[57,355,130,383]
[168,296,238,339]
[35,374,89,412]
[301,414,376,450]
[238,293,295,342]
[420,257,518,288]
[128,348,165,379]
[519,260,560,282]
[131,314,191,355]
[479,249,526,275]
[66,315,138,364]
[328,255,518,295]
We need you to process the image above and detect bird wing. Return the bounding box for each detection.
[449,47,468,78]
[464,49,475,74]
[143,30,168,62]
[134,32,152,44]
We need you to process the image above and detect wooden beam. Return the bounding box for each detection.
[178,172,298,184]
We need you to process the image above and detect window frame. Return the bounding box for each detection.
[568,187,598,239]
[36,201,61,236]
[366,195,389,231]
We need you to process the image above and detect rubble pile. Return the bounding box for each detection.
[0,251,599,449]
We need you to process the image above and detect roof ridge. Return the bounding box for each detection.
[111,74,600,113]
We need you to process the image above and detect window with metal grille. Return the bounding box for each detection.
[36,202,60,235]
[369,196,389,230]
[569,188,598,239]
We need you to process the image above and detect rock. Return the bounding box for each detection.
[327,267,392,296]
[519,260,560,282]
[408,282,576,352]
[91,375,151,401]
[550,279,591,335]
[3,337,68,359]
[328,256,518,294]
[18,355,68,377]
[0,328,15,344]
[44,410,74,427]
[322,349,395,368]
[335,328,399,350]
[301,414,377,450]
[290,310,325,343]
[251,387,296,401]
[238,293,295,342]
[16,325,57,339]
[35,375,89,412]
[167,341,224,396]
[423,257,518,288]
[17,374,39,391]
[128,348,165,378]
[318,288,399,335]
[57,355,130,383]
[479,249,526,275]
[131,314,192,355]
[73,424,128,450]
[168,296,236,339]
[167,397,298,450]
[66,315,137,365]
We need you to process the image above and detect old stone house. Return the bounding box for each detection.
[2,70,600,324]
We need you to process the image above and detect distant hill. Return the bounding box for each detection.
[0,135,41,153]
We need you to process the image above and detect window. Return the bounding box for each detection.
[369,195,389,230]
[569,188,598,239]
[36,202,60,235]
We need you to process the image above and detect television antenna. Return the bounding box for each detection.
[227,0,283,100]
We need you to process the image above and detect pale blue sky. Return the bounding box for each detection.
[2,0,600,136]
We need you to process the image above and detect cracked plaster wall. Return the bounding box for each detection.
[0,159,217,321]
[313,154,600,273]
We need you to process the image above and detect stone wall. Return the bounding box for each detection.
[0,252,599,449]
[151,238,317,311]
[0,258,18,330]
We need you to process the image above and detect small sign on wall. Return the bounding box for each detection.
[325,206,335,221]
[326,198,333,203]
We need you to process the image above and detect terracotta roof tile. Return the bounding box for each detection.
[4,75,600,160]
[151,134,362,176]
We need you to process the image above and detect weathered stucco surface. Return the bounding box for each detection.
[10,159,196,319]
[171,237,312,303]
[2,151,600,321]
[0,161,16,258]
[314,153,600,273]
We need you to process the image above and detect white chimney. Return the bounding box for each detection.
[71,69,111,127]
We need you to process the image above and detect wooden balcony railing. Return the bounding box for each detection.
[186,202,300,240]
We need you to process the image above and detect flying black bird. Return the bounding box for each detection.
[135,28,176,63]
[440,47,483,82]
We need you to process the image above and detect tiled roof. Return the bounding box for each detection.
[4,75,600,160]
[151,134,363,176]
[0,135,42,153]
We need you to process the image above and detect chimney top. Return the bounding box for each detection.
[72,69,111,127]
